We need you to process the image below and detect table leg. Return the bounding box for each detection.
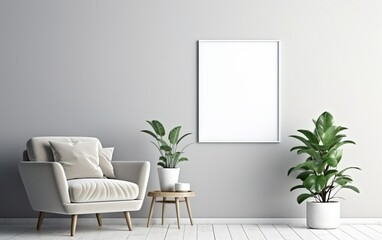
[146,196,156,227]
[161,197,166,225]
[185,197,194,225]
[175,197,180,229]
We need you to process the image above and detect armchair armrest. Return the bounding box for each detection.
[18,162,71,214]
[112,161,150,200]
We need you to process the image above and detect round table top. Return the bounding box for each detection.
[148,191,195,197]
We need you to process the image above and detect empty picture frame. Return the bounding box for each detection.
[198,40,280,143]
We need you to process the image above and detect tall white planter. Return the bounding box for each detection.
[307,201,340,229]
[157,168,180,192]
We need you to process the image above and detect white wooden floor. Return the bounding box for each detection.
[1,223,382,240]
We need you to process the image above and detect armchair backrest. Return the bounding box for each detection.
[26,137,102,161]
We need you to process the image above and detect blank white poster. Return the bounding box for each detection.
[198,40,279,142]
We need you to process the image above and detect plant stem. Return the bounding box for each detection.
[329,186,341,200]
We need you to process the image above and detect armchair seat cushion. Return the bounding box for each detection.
[67,179,139,203]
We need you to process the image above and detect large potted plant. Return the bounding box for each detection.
[142,120,192,191]
[288,112,360,229]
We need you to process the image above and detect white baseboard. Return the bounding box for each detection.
[0,218,381,225]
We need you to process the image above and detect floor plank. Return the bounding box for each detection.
[109,229,131,240]
[242,225,266,240]
[326,228,355,240]
[165,225,184,240]
[308,228,338,240]
[351,225,382,240]
[13,224,77,239]
[258,225,284,240]
[212,225,231,240]
[1,223,382,240]
[227,225,247,240]
[289,224,320,240]
[197,225,214,240]
[368,225,382,235]
[0,225,34,240]
[274,224,302,240]
[99,224,133,240]
[183,225,197,240]
[127,225,151,240]
[338,225,373,240]
[146,225,169,240]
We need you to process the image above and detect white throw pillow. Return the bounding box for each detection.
[49,141,104,180]
[99,147,115,178]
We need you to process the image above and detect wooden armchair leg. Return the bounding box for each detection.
[123,211,132,231]
[96,213,102,226]
[71,215,78,236]
[36,212,44,230]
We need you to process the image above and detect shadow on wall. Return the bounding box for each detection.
[249,144,302,217]
[0,140,35,218]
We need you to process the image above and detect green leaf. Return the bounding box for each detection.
[338,166,361,175]
[331,140,356,150]
[287,167,295,176]
[297,129,319,144]
[290,146,309,152]
[322,149,338,167]
[303,175,327,193]
[290,185,305,192]
[178,157,188,162]
[297,193,314,204]
[315,111,334,135]
[334,149,343,163]
[146,120,154,128]
[316,162,327,174]
[160,145,172,152]
[297,171,312,181]
[335,177,352,186]
[333,126,348,135]
[337,176,352,182]
[170,152,181,167]
[325,170,337,182]
[177,133,192,145]
[325,169,338,176]
[157,162,165,168]
[297,148,321,159]
[169,126,181,144]
[315,175,327,192]
[342,185,360,193]
[303,176,316,191]
[172,152,180,161]
[159,139,170,147]
[288,161,314,176]
[326,158,338,167]
[290,135,317,150]
[159,156,167,162]
[141,130,158,140]
[152,120,165,136]
[321,126,337,146]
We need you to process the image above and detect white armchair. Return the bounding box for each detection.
[18,137,150,236]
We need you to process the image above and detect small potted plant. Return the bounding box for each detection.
[142,120,192,191]
[288,112,360,229]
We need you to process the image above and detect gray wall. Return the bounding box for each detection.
[0,0,381,218]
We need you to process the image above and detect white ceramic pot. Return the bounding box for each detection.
[307,201,340,229]
[157,168,180,192]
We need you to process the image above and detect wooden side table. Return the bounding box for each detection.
[146,191,196,229]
